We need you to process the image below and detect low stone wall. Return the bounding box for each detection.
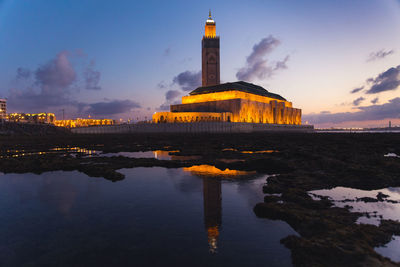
[71,122,314,134]
[0,121,70,135]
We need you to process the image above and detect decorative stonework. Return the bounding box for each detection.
[153,13,302,126]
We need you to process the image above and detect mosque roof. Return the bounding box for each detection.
[189,81,287,101]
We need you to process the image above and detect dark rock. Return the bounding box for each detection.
[1,132,400,266]
[357,197,379,203]
[377,192,389,201]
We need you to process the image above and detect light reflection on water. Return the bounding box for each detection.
[183,165,257,177]
[97,150,201,161]
[0,147,99,158]
[309,186,400,225]
[375,236,400,263]
[241,150,278,154]
[309,186,400,263]
[0,168,295,266]
[384,153,399,158]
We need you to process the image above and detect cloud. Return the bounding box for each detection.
[366,65,400,94]
[8,87,76,113]
[35,51,76,94]
[7,51,109,117]
[165,90,181,101]
[164,47,171,56]
[236,35,289,81]
[156,71,195,111]
[157,100,181,111]
[352,97,365,106]
[303,97,400,124]
[371,97,379,104]
[350,86,364,94]
[367,49,394,62]
[157,103,170,111]
[274,55,290,70]
[247,36,280,64]
[157,90,181,111]
[320,111,331,114]
[85,100,141,116]
[338,101,351,106]
[8,51,77,112]
[173,70,201,91]
[84,60,101,90]
[16,67,31,80]
[157,81,167,89]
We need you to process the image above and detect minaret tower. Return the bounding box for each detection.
[203,177,222,253]
[202,10,220,87]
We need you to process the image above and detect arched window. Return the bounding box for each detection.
[208,54,216,63]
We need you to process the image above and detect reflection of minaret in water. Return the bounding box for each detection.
[203,177,222,253]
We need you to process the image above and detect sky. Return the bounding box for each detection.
[0,0,400,127]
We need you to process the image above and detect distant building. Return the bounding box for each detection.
[153,12,301,125]
[54,118,115,128]
[7,113,55,124]
[0,98,6,120]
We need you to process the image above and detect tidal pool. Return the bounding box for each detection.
[0,147,100,158]
[97,150,201,161]
[375,235,400,263]
[309,186,400,263]
[309,186,400,225]
[0,168,295,266]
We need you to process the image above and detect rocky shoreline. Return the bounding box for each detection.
[1,133,399,266]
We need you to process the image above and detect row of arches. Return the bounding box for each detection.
[156,115,231,123]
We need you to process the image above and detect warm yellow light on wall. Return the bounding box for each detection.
[54,118,115,128]
[182,91,292,107]
[205,23,216,38]
[205,11,216,38]
[152,111,231,123]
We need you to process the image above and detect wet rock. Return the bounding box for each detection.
[377,192,390,201]
[357,197,379,203]
[1,132,400,266]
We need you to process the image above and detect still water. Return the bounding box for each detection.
[0,168,296,266]
[309,186,400,262]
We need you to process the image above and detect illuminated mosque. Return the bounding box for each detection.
[153,12,302,125]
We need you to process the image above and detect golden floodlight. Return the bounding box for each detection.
[205,10,216,38]
[183,165,256,177]
[152,12,302,126]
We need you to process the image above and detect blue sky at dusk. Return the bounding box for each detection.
[1,0,400,127]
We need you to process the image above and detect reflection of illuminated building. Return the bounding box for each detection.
[55,118,115,128]
[7,113,55,124]
[183,165,256,177]
[153,150,201,161]
[0,98,6,120]
[153,12,302,125]
[153,150,180,160]
[183,165,257,253]
[203,177,222,253]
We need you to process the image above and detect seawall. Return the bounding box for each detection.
[71,122,314,134]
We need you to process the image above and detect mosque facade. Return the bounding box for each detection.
[153,12,301,125]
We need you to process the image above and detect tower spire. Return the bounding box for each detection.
[202,10,219,86]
